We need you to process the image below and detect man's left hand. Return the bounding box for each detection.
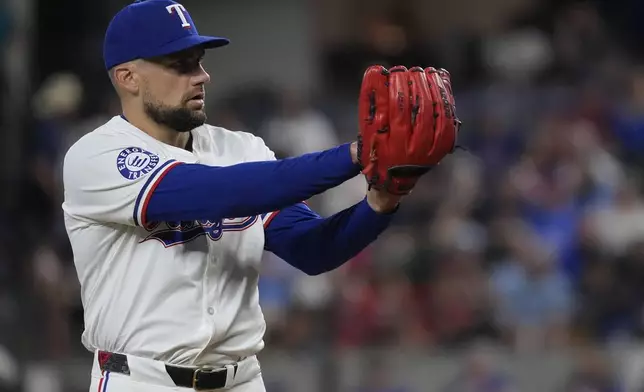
[366,188,401,214]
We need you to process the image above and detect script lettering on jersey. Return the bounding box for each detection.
[141,216,258,248]
[116,147,160,180]
[166,4,191,28]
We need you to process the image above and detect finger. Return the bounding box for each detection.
[408,66,434,160]
[425,67,457,163]
[387,65,412,155]
[437,68,455,107]
[437,67,461,139]
[358,65,389,170]
[359,65,389,127]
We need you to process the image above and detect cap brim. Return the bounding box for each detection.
[142,35,230,59]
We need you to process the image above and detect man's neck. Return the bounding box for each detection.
[122,107,190,149]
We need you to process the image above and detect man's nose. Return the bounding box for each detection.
[194,64,210,85]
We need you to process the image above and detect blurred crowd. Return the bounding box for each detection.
[5,0,644,391]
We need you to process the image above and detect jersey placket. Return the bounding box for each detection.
[203,246,223,350]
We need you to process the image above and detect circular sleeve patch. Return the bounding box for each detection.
[116,147,161,180]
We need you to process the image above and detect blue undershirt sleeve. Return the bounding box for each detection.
[143,143,360,225]
[264,200,395,275]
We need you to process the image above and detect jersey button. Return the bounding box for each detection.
[207,307,214,315]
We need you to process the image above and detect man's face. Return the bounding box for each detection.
[139,46,210,133]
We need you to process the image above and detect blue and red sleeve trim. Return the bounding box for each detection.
[132,159,182,227]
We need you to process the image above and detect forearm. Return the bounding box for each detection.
[145,143,359,224]
[266,199,395,275]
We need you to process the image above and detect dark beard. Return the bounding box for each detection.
[144,100,206,133]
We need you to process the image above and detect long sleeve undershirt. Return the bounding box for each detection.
[145,143,395,274]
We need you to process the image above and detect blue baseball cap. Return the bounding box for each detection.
[103,0,229,70]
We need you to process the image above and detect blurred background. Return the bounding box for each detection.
[3,0,644,390]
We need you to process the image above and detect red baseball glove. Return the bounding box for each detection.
[357,65,461,195]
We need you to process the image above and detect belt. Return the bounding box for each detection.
[98,350,238,390]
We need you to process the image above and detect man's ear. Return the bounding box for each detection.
[112,64,140,95]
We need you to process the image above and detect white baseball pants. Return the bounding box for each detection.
[87,350,266,392]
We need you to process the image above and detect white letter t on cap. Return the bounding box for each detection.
[166,4,191,28]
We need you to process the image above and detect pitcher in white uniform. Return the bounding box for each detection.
[62,0,403,391]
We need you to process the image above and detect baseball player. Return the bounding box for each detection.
[62,1,459,391]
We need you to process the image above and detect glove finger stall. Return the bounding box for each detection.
[408,67,435,161]
[358,65,390,183]
[425,68,456,164]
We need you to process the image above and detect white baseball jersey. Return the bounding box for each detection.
[62,115,278,366]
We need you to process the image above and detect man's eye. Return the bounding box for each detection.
[170,59,200,73]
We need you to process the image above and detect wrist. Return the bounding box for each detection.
[350,142,358,165]
[366,188,402,214]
